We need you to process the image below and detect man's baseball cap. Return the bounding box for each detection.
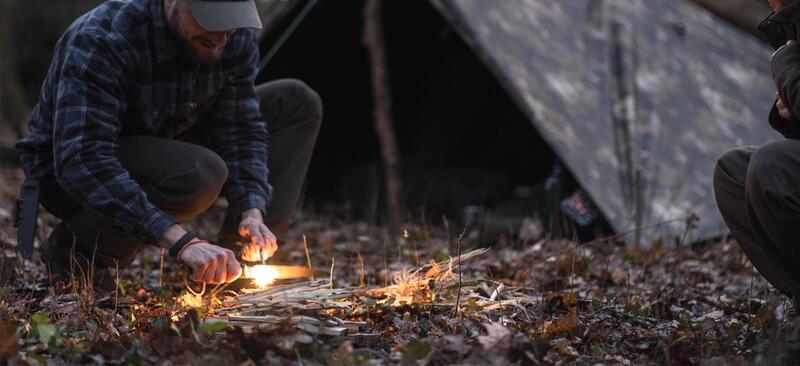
[189,0,263,32]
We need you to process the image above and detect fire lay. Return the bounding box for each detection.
[204,249,515,337]
[241,265,315,289]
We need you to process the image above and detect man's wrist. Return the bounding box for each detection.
[241,208,263,221]
[157,224,188,248]
[170,233,201,259]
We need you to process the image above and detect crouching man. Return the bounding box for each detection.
[713,0,800,362]
[15,0,322,284]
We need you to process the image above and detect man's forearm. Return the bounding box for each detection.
[157,208,262,250]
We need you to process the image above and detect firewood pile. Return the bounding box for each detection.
[210,280,363,335]
[205,248,530,335]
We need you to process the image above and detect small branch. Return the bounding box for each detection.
[303,234,314,280]
[114,260,119,316]
[357,251,366,288]
[329,257,336,289]
[634,167,643,247]
[595,217,687,246]
[454,225,468,317]
[159,248,165,287]
[442,215,451,253]
[412,231,419,269]
[745,271,755,335]
[569,240,578,292]
[383,231,389,287]
[678,213,700,246]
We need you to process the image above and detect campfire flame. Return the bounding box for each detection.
[247,265,278,288]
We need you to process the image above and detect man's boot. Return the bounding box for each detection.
[40,222,113,289]
[40,222,76,279]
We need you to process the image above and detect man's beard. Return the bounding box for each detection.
[182,41,222,65]
[167,9,222,65]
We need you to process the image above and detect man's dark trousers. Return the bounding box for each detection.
[714,140,800,298]
[40,79,322,271]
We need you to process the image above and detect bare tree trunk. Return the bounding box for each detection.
[363,0,404,228]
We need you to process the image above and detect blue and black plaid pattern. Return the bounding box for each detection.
[16,0,270,245]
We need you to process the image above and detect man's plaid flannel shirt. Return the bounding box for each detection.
[15,0,271,245]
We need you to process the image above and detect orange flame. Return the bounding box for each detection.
[246,265,278,288]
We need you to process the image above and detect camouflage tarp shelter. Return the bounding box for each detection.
[263,0,779,243]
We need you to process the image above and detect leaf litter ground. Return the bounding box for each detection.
[0,165,796,365]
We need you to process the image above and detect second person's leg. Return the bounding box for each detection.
[713,145,800,296]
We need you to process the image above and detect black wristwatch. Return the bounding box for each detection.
[168,231,198,259]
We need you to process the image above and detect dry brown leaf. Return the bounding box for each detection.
[544,311,580,339]
[0,321,18,358]
[478,322,511,351]
[550,338,579,358]
[612,268,628,285]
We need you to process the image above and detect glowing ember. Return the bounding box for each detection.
[247,265,278,288]
[178,292,204,308]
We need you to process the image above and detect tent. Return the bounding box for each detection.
[260,0,778,243]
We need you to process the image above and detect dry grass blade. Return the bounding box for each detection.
[366,247,489,297]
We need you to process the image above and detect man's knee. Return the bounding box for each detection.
[747,140,800,192]
[713,147,752,192]
[287,79,322,117]
[714,148,740,187]
[261,79,323,122]
[186,147,228,201]
[155,145,228,219]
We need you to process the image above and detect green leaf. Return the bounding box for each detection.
[467,298,481,313]
[31,313,51,326]
[152,287,171,301]
[36,324,56,345]
[402,339,430,365]
[434,249,450,262]
[26,351,46,365]
[359,297,377,308]
[626,305,650,318]
[201,322,230,333]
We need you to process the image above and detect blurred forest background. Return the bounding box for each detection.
[0,0,772,149]
[0,0,773,217]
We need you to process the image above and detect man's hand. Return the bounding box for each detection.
[179,242,242,284]
[768,0,795,13]
[772,40,798,81]
[238,208,278,262]
[777,92,793,119]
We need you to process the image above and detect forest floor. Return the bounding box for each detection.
[0,162,796,365]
